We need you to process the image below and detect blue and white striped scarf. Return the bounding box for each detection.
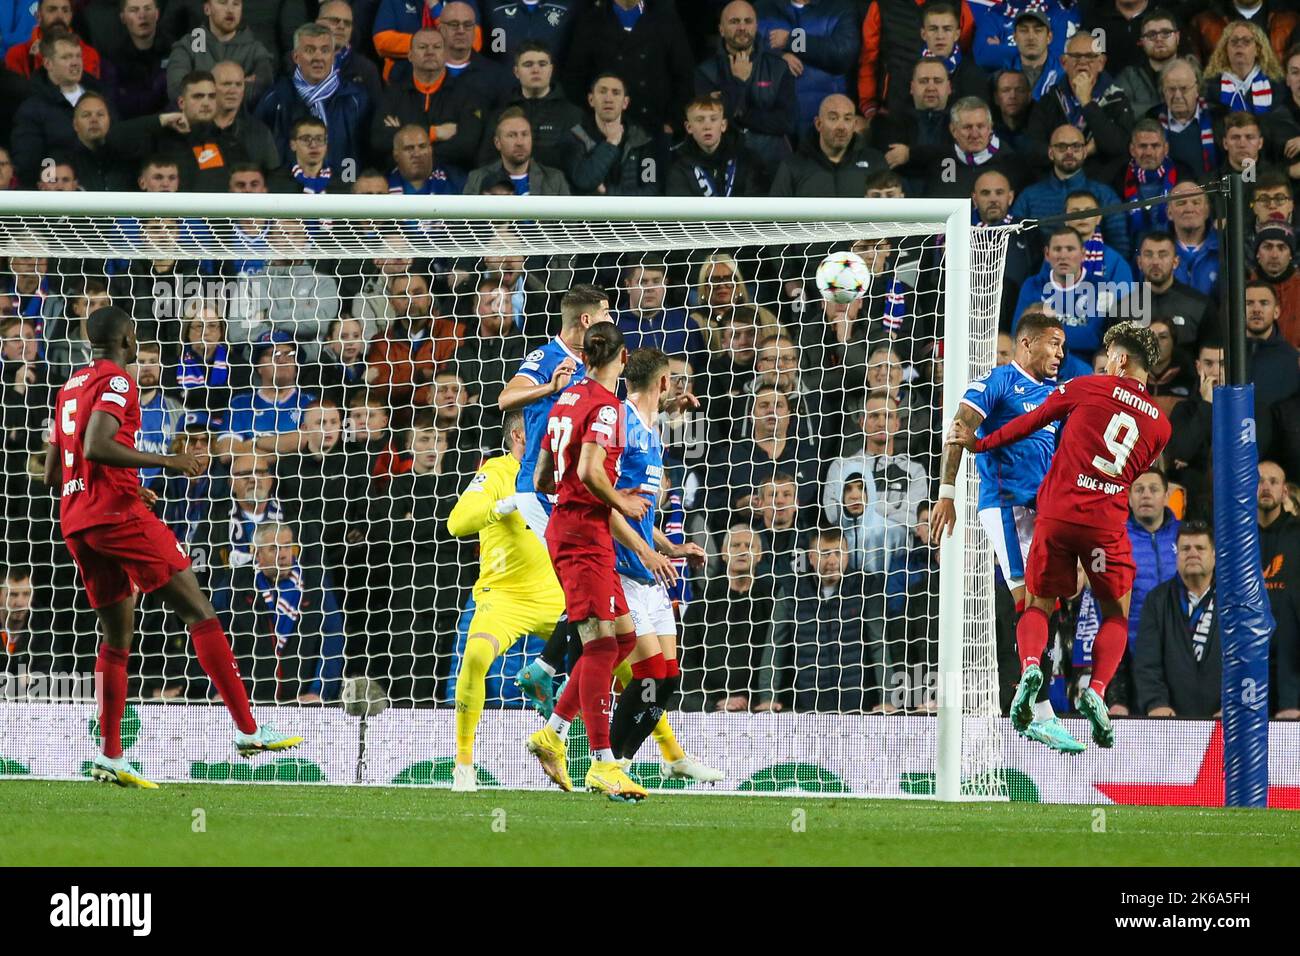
[1082,232,1106,281]
[293,65,341,125]
[1219,66,1272,114]
[882,279,908,333]
[256,564,305,654]
[178,342,229,390]
[920,44,962,75]
[291,163,332,194]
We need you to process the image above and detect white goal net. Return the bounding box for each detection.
[0,194,1011,799]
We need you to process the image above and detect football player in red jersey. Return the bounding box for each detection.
[949,322,1172,749]
[46,307,303,788]
[524,321,651,800]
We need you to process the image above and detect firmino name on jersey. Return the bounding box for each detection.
[1077,474,1125,495]
[1112,386,1159,419]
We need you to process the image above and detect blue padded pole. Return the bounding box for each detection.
[1213,386,1273,807]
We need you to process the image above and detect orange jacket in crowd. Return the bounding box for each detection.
[4,26,102,79]
[365,315,464,406]
[1191,6,1298,64]
[858,0,974,119]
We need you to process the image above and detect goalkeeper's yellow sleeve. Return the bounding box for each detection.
[448,455,559,597]
[447,456,516,538]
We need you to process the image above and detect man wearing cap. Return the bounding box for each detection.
[217,331,318,457]
[1003,9,1064,100]
[1252,221,1300,333]
[975,0,1078,74]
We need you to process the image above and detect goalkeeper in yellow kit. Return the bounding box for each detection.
[446,410,566,792]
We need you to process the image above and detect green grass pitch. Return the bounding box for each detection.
[2,780,1297,866]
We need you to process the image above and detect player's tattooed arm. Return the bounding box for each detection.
[930,404,984,543]
[534,445,557,496]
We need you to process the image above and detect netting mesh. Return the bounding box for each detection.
[0,204,1013,797]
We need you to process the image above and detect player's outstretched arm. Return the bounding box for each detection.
[931,404,984,543]
[577,442,648,519]
[968,383,1075,454]
[84,410,201,476]
[610,510,678,587]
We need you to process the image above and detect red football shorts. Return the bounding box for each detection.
[64,513,191,609]
[547,537,628,623]
[1025,515,1135,604]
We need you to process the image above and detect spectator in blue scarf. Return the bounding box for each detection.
[1117,120,1194,244]
[177,306,232,430]
[220,520,345,703]
[270,117,344,194]
[255,22,371,173]
[1063,190,1134,289]
[1014,225,1127,363]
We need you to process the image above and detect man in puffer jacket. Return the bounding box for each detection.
[255,23,371,173]
[695,2,797,177]
[791,526,887,714]
[755,0,859,133]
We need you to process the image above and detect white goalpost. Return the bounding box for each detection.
[0,192,1012,799]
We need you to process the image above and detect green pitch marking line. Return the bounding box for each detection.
[0,781,1296,867]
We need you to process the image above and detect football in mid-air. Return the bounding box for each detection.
[815,251,873,303]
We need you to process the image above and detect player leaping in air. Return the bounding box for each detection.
[496,284,599,714]
[444,410,567,792]
[948,322,1171,750]
[527,322,648,799]
[932,310,1084,753]
[46,307,301,789]
[605,348,722,785]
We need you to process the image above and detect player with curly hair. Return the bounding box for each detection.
[948,322,1171,751]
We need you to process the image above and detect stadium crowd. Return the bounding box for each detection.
[1,0,1299,722]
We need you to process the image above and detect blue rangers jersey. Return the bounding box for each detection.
[614,400,663,584]
[513,335,586,494]
[961,361,1057,510]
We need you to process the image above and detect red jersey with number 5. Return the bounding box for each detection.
[52,359,149,536]
[545,378,625,535]
[974,374,1172,530]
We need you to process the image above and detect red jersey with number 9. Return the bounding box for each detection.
[544,378,625,533]
[974,374,1172,531]
[52,359,150,536]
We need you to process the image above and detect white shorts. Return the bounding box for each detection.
[620,575,676,638]
[515,491,552,546]
[978,505,1036,591]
